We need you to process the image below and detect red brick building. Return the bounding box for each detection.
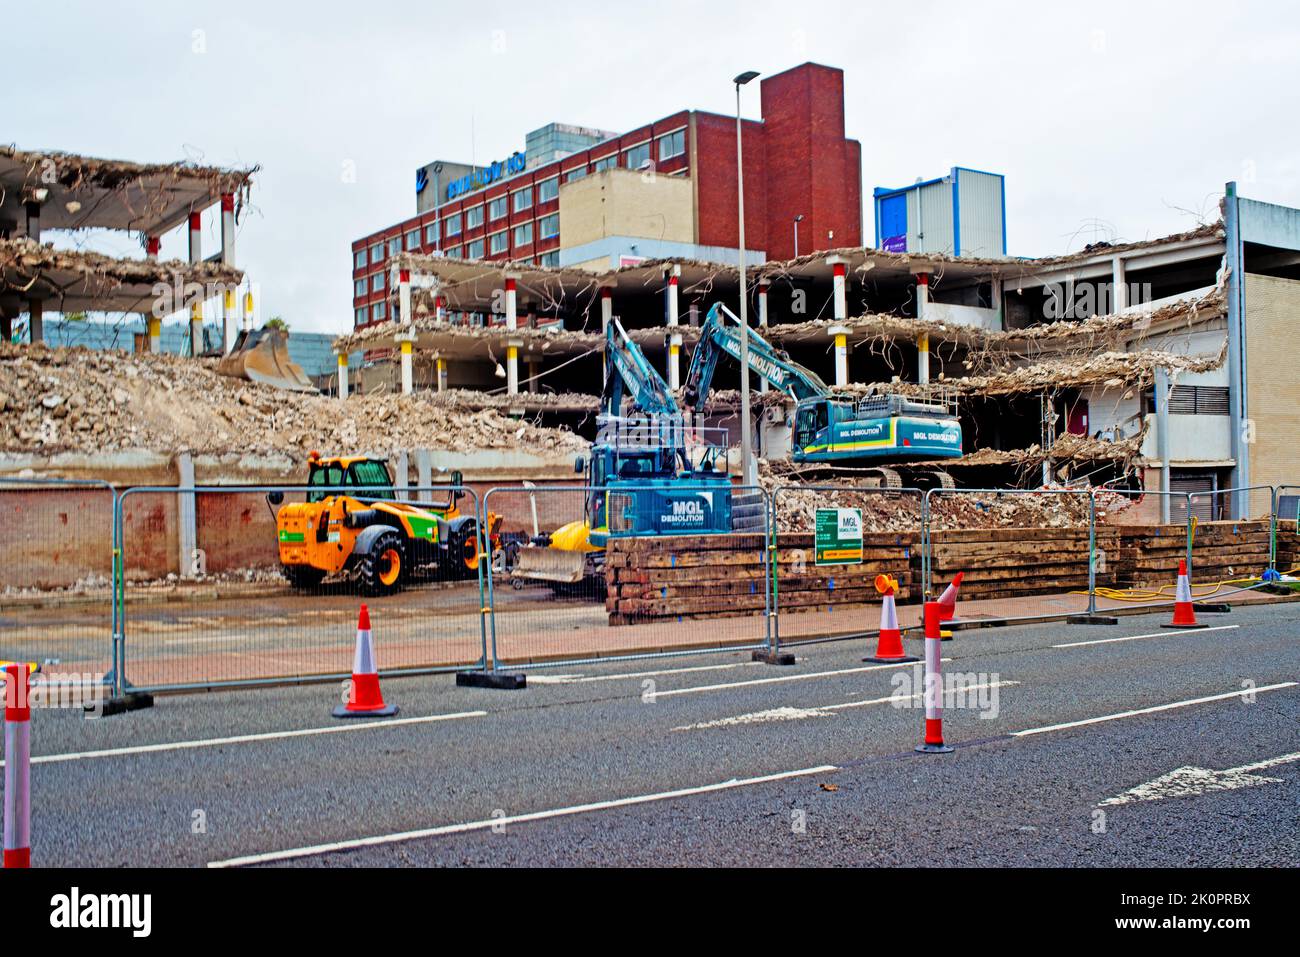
[351,62,862,328]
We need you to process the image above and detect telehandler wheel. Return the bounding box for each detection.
[281,564,326,589]
[358,530,407,596]
[449,521,481,579]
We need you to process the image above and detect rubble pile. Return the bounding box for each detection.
[0,343,587,458]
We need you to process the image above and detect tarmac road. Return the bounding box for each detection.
[14,601,1300,867]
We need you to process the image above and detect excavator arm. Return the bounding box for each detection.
[682,302,829,410]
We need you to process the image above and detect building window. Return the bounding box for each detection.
[1169,385,1231,415]
[592,154,617,173]
[406,229,420,250]
[513,187,533,213]
[355,307,366,326]
[354,249,367,269]
[425,223,438,244]
[466,205,484,229]
[370,243,383,264]
[444,212,462,237]
[538,177,559,203]
[371,272,385,292]
[372,302,386,321]
[514,223,533,246]
[354,278,367,297]
[656,129,685,161]
[467,238,485,259]
[488,196,507,220]
[564,166,588,183]
[623,142,651,170]
[387,237,401,257]
[539,213,560,240]
[539,251,559,267]
[489,231,509,255]
[446,246,463,259]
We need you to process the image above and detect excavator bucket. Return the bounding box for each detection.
[513,546,589,584]
[216,326,317,393]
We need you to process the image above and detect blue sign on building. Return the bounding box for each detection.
[446,152,527,200]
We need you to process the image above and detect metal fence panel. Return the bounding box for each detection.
[769,485,922,648]
[924,487,1096,624]
[116,484,486,692]
[0,479,115,686]
[479,483,770,670]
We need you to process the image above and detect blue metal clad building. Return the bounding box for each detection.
[873,167,1006,257]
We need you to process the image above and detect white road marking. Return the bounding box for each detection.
[1012,683,1297,737]
[1054,624,1238,649]
[1099,752,1300,806]
[207,764,839,868]
[4,711,487,767]
[527,661,762,685]
[672,681,1019,731]
[652,659,950,699]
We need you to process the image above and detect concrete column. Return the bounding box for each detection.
[177,452,198,579]
[829,325,849,387]
[243,289,254,332]
[915,271,931,386]
[394,451,410,497]
[600,285,614,386]
[435,355,447,392]
[397,332,414,395]
[188,211,202,263]
[416,449,433,503]
[828,257,848,322]
[506,338,522,395]
[145,235,161,353]
[222,289,237,353]
[991,277,1004,329]
[1111,256,1128,314]
[189,301,204,357]
[757,277,770,393]
[525,355,540,393]
[28,298,43,345]
[666,266,680,389]
[220,194,236,265]
[435,295,446,324]
[505,276,518,329]
[337,352,349,399]
[398,269,412,324]
[1155,366,1172,524]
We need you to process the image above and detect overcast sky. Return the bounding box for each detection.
[7,0,1298,333]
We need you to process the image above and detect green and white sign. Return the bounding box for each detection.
[815,507,863,565]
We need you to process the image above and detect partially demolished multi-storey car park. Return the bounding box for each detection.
[0,145,255,352]
[336,217,1256,512]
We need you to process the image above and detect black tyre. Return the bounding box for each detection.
[282,564,326,589]
[357,530,406,596]
[448,521,482,580]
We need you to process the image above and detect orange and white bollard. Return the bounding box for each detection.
[4,663,32,868]
[866,574,917,663]
[333,605,398,718]
[915,601,953,754]
[1163,559,1208,629]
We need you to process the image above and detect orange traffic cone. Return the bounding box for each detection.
[937,571,963,622]
[333,604,399,718]
[866,574,918,663]
[1162,560,1208,629]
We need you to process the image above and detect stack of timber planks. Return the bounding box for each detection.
[926,526,1118,600]
[1111,520,1272,586]
[605,532,916,625]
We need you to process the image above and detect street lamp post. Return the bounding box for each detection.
[793,214,804,257]
[734,70,760,489]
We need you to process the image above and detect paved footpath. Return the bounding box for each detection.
[14,601,1300,867]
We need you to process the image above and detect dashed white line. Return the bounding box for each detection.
[651,659,949,699]
[1012,683,1297,737]
[207,764,839,868]
[1054,624,1238,649]
[5,710,487,767]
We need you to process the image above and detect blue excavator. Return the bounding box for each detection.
[684,303,963,488]
[511,316,764,587]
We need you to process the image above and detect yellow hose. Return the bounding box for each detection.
[1070,564,1300,602]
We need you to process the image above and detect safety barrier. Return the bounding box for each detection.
[766,485,922,652]
[0,478,116,691]
[113,484,487,693]
[474,483,771,673]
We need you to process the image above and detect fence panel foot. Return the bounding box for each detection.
[88,691,154,718]
[751,650,796,666]
[1066,614,1120,625]
[456,671,526,690]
